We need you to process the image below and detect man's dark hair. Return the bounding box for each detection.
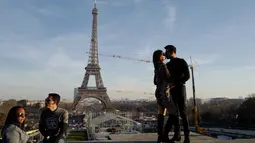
[49,93,61,105]
[164,45,176,53]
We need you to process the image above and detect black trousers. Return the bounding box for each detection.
[171,84,190,136]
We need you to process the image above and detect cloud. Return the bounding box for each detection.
[133,0,145,4]
[163,1,177,30]
[0,32,87,100]
[136,43,154,60]
[185,54,220,66]
[96,0,109,5]
[36,6,69,19]
[45,49,85,74]
[107,76,155,100]
[243,66,255,71]
[0,29,156,100]
[97,0,130,7]
[0,7,43,35]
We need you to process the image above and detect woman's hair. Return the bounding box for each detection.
[1,106,25,135]
[153,50,163,69]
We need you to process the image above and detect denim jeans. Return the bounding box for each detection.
[171,85,190,136]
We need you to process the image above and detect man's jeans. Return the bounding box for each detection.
[171,84,190,136]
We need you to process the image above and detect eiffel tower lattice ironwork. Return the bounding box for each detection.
[73,1,112,112]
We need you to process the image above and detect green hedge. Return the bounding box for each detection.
[67,131,86,141]
[67,136,85,141]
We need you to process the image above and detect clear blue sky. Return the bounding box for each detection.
[0,0,254,100]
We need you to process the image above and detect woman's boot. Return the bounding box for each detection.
[162,114,177,143]
[157,114,164,143]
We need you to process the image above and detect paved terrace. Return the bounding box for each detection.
[3,129,254,143]
[68,132,255,143]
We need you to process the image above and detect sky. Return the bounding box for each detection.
[0,0,255,101]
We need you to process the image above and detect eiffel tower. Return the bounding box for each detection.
[73,0,112,112]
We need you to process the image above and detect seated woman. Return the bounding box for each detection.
[1,106,29,143]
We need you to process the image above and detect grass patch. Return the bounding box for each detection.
[69,131,84,136]
[67,136,85,141]
[67,131,87,141]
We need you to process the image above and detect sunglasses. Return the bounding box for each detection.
[17,113,26,118]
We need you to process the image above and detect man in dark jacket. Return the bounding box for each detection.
[39,93,68,143]
[165,45,191,143]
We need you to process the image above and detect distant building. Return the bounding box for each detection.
[74,88,78,100]
[188,98,203,105]
[26,100,45,107]
[228,98,244,104]
[62,99,73,103]
[209,97,227,102]
[24,106,42,122]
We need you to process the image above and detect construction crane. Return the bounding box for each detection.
[86,52,206,133]
[86,52,152,63]
[189,57,206,133]
[86,52,200,68]
[110,89,154,95]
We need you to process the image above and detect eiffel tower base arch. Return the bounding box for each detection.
[73,88,113,113]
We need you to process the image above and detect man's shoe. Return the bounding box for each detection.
[157,135,173,143]
[183,136,190,143]
[157,135,170,143]
[159,134,175,143]
[157,135,163,143]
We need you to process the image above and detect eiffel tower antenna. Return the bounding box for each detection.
[94,0,97,8]
[88,0,99,66]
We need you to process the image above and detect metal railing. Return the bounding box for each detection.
[27,129,39,135]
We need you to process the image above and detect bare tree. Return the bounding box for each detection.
[237,95,255,125]
[0,99,17,114]
[17,99,28,107]
[0,112,6,126]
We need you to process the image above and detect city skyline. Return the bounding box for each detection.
[0,0,255,100]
